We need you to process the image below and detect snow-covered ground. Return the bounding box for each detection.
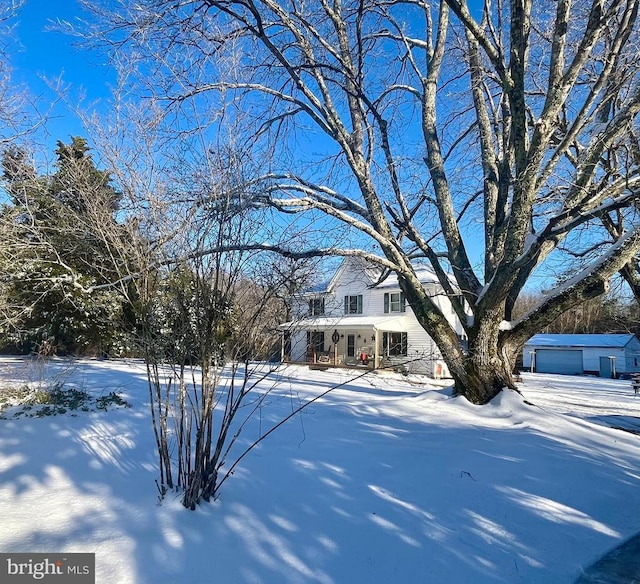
[1,356,640,583]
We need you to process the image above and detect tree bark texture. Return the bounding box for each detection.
[87,0,640,404]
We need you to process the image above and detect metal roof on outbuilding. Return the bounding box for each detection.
[525,333,637,348]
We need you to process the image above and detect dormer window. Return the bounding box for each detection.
[344,295,363,314]
[308,297,325,316]
[384,292,406,313]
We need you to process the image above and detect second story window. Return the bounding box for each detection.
[344,294,363,314]
[384,292,406,313]
[308,297,325,316]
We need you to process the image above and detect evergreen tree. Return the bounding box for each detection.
[0,138,135,356]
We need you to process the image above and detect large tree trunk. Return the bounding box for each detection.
[452,339,516,405]
[454,359,512,405]
[405,280,515,405]
[449,313,516,405]
[84,0,640,407]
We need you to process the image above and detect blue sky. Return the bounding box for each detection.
[11,0,115,152]
[5,1,601,295]
[7,0,493,278]
[9,1,485,157]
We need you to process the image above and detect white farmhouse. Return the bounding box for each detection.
[522,334,640,377]
[280,257,467,377]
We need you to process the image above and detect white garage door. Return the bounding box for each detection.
[535,349,583,375]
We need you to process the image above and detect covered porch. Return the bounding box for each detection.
[280,316,408,371]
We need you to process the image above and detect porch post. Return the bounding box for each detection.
[332,329,340,366]
[373,329,379,370]
[280,331,285,363]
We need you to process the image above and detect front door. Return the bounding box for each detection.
[599,356,614,378]
[347,334,356,358]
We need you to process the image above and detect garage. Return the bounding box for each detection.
[535,348,583,375]
[523,334,640,377]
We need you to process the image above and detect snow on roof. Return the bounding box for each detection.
[301,258,442,295]
[373,266,440,289]
[525,333,638,348]
[279,315,408,331]
[299,281,332,295]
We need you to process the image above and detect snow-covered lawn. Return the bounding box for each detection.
[1,356,640,583]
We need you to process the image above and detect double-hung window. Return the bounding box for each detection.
[384,292,406,313]
[307,331,325,352]
[308,297,325,316]
[344,295,363,314]
[382,332,408,356]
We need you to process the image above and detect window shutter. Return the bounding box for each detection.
[344,296,349,314]
[384,293,389,313]
[400,292,406,312]
[357,295,363,314]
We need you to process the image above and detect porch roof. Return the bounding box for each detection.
[279,315,407,332]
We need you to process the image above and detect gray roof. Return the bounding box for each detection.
[301,257,443,295]
[525,333,638,348]
[303,281,332,294]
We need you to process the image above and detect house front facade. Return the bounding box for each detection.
[280,257,467,377]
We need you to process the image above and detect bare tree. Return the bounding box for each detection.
[0,1,23,144]
[126,168,324,508]
[0,2,68,336]
[80,0,640,404]
[0,1,51,146]
[75,101,326,506]
[513,290,627,335]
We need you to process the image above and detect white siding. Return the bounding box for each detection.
[289,330,308,362]
[522,348,533,369]
[399,316,445,375]
[283,257,464,377]
[523,337,640,376]
[582,347,624,373]
[331,260,376,317]
[365,284,451,375]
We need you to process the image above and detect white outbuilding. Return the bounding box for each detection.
[522,334,640,378]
